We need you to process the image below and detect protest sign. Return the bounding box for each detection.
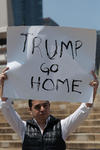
[3,26,96,102]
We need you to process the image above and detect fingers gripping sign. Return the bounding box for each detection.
[0,73,7,85]
[90,71,99,101]
[90,71,99,86]
[0,67,9,85]
[0,67,9,101]
[85,71,99,108]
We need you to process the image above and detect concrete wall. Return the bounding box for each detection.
[0,0,8,27]
[7,0,14,26]
[0,0,14,28]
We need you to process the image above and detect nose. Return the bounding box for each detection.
[40,105,45,111]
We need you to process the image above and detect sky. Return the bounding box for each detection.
[43,0,100,30]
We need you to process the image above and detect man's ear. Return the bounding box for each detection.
[28,107,32,115]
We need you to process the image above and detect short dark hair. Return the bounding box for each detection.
[28,99,33,110]
[28,99,50,110]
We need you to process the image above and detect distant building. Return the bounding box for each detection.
[12,0,43,25]
[0,0,59,28]
[0,0,43,27]
[43,17,59,26]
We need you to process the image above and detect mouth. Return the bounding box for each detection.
[39,113,46,116]
[39,113,48,118]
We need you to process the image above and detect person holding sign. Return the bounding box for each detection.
[0,67,99,150]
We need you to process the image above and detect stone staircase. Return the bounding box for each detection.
[0,95,100,150]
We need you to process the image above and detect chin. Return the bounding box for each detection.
[40,114,48,119]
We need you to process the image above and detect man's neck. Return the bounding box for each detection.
[37,119,46,130]
[35,116,50,130]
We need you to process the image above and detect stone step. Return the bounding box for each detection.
[75,126,100,133]
[0,133,20,140]
[0,140,21,148]
[0,117,29,123]
[66,141,100,149]
[67,133,100,141]
[51,113,100,120]
[54,113,100,120]
[0,132,100,141]
[1,118,100,127]
[0,123,10,127]
[0,127,15,133]
[82,119,100,126]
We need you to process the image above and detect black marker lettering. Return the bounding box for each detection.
[75,40,82,56]
[56,79,69,92]
[50,64,58,73]
[72,80,82,94]
[45,39,58,60]
[20,33,28,52]
[60,41,74,59]
[42,79,55,91]
[40,63,50,75]
[31,76,41,91]
[40,63,59,75]
[32,37,42,57]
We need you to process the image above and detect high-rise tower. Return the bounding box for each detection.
[12,0,43,25]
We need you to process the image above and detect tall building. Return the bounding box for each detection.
[12,0,43,25]
[0,0,43,27]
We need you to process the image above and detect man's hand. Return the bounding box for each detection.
[86,71,99,107]
[0,67,9,101]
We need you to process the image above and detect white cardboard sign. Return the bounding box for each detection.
[3,26,96,103]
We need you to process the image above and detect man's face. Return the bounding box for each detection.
[30,100,50,122]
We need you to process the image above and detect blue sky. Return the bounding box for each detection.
[43,0,100,30]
